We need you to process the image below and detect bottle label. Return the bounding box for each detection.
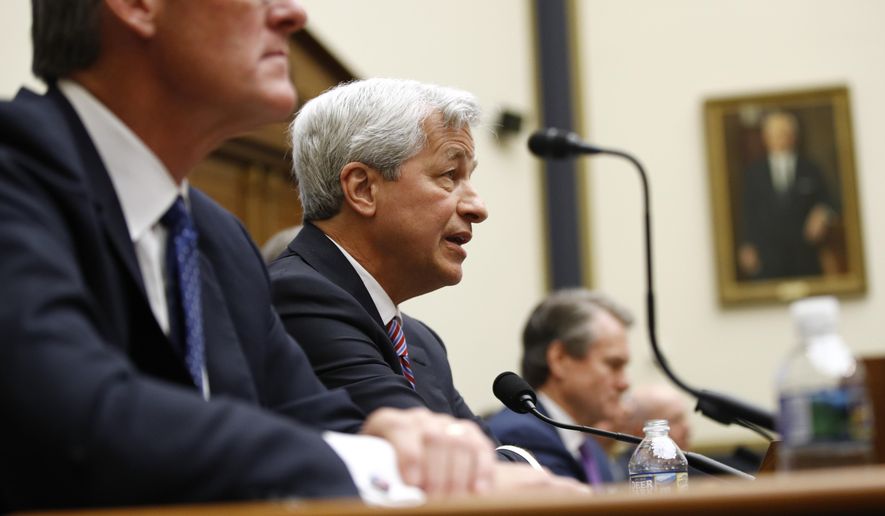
[778,385,871,446]
[629,472,688,495]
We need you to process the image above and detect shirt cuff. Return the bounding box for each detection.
[322,431,426,507]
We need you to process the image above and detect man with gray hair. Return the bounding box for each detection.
[271,77,489,428]
[487,289,633,488]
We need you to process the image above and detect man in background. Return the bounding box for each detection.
[0,0,521,510]
[621,383,692,450]
[738,110,836,280]
[607,383,692,481]
[487,289,633,488]
[261,225,302,263]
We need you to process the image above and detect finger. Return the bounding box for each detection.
[471,437,495,493]
[362,408,425,486]
[446,448,473,495]
[444,424,474,495]
[423,422,450,496]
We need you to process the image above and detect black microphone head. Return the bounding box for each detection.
[526,127,586,159]
[493,371,537,414]
[528,127,606,159]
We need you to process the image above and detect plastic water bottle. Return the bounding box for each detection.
[628,419,688,494]
[776,296,873,471]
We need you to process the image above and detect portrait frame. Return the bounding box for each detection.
[704,85,866,305]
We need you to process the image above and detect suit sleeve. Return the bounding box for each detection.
[488,411,584,482]
[0,151,357,508]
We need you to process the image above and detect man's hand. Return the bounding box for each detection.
[738,243,761,276]
[804,203,832,244]
[492,462,591,495]
[362,407,496,497]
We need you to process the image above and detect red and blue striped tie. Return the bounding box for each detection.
[386,317,415,389]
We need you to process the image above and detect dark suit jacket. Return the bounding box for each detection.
[0,87,364,511]
[486,403,613,484]
[268,223,491,435]
[740,156,833,279]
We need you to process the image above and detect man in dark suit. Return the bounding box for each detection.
[270,79,490,425]
[0,1,509,510]
[487,289,633,488]
[276,78,533,432]
[738,110,836,280]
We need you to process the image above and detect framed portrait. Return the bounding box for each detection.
[704,86,866,305]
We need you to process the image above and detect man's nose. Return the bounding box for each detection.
[458,182,488,223]
[267,0,308,35]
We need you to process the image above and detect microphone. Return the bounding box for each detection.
[528,127,604,158]
[493,372,755,480]
[492,371,537,414]
[527,128,776,434]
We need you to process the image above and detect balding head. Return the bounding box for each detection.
[622,383,692,449]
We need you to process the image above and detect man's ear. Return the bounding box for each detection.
[546,340,570,380]
[339,162,379,218]
[103,0,161,38]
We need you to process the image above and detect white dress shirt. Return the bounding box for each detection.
[538,392,586,461]
[328,236,401,327]
[768,151,796,195]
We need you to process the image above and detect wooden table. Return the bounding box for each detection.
[22,465,885,516]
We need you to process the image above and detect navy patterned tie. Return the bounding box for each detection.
[162,196,205,392]
[386,317,416,389]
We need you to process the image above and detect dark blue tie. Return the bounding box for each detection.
[162,196,205,392]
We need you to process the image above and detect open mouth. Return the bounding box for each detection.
[445,233,471,246]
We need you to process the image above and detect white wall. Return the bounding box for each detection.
[0,2,37,97]
[577,0,885,445]
[3,0,883,448]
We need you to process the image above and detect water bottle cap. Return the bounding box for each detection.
[791,296,839,339]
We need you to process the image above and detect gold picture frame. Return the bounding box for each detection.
[704,85,866,305]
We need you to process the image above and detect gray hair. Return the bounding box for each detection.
[31,0,103,81]
[289,78,481,221]
[521,289,634,389]
[260,225,302,264]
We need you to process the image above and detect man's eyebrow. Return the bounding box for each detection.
[444,148,478,172]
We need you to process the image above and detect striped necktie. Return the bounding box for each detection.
[162,196,205,393]
[386,317,416,389]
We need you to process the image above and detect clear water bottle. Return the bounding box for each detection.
[628,419,688,494]
[776,296,873,471]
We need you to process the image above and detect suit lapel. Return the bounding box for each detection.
[196,252,260,401]
[291,223,412,376]
[47,87,149,300]
[291,223,384,326]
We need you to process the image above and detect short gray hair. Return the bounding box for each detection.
[521,289,633,388]
[31,0,103,81]
[289,78,481,221]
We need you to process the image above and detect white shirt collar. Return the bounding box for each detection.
[538,392,587,460]
[326,235,400,326]
[58,79,186,238]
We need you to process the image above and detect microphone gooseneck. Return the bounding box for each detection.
[527,128,776,435]
[492,372,755,481]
